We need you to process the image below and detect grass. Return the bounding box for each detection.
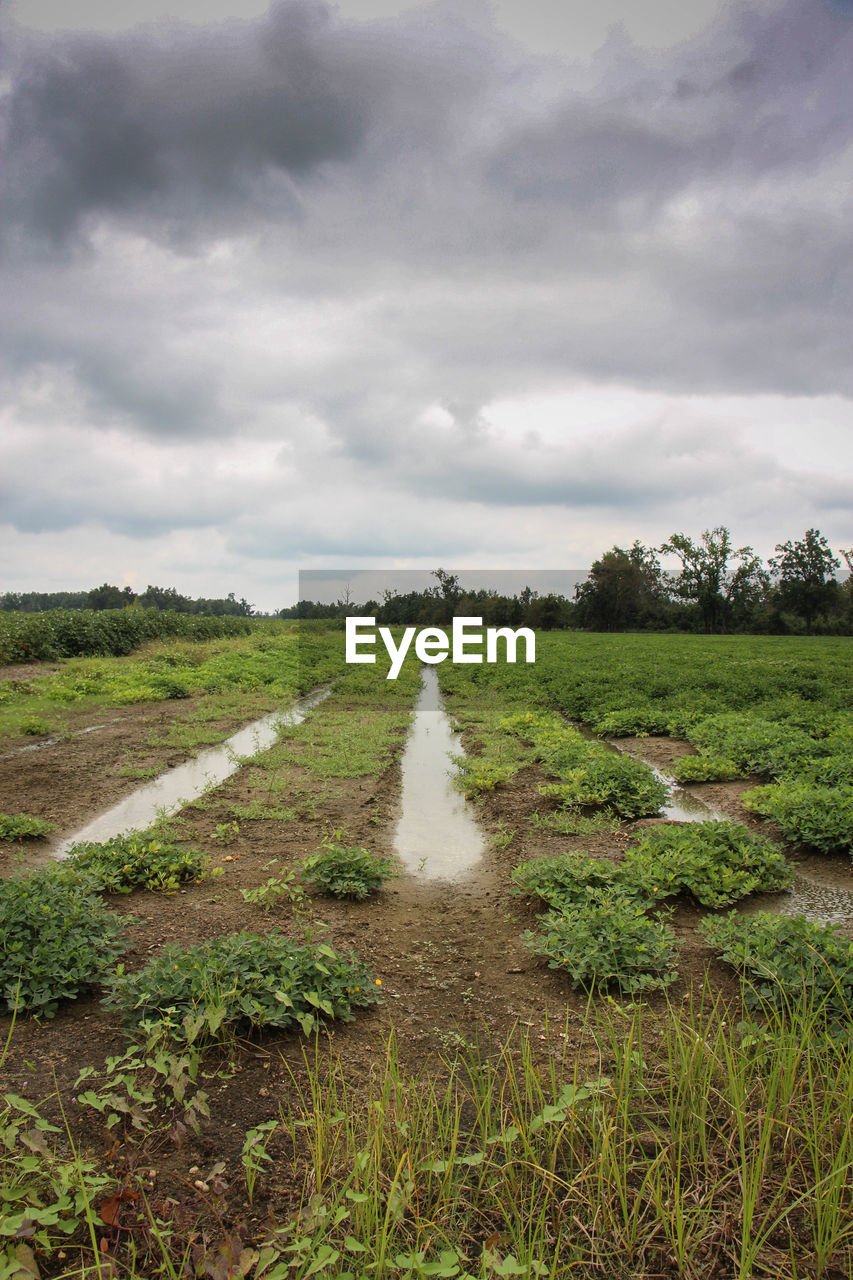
[5,992,852,1279]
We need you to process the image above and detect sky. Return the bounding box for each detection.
[1,0,852,612]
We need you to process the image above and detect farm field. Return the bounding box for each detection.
[1,628,853,1279]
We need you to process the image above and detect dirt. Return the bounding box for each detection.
[0,699,784,1263]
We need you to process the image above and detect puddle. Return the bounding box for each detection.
[51,685,332,857]
[394,667,485,880]
[602,739,727,823]
[745,857,853,927]
[0,719,123,761]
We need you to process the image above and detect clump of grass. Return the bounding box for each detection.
[0,869,126,1016]
[0,812,55,841]
[65,831,212,894]
[105,931,381,1043]
[530,806,621,836]
[301,837,397,900]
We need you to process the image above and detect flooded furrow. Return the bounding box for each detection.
[51,684,332,857]
[394,667,485,880]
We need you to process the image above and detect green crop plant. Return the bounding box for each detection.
[623,821,794,907]
[742,782,853,854]
[522,890,679,994]
[105,931,381,1044]
[669,754,742,783]
[65,831,213,894]
[0,812,55,841]
[511,852,642,911]
[301,838,398,900]
[0,869,126,1016]
[701,912,853,1026]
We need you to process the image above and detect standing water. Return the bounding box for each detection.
[52,685,332,857]
[394,668,485,879]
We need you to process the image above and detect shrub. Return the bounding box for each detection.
[105,931,380,1043]
[523,891,679,994]
[301,841,397,900]
[538,752,669,818]
[623,821,793,908]
[670,755,742,783]
[742,783,853,855]
[701,912,853,1024]
[511,853,640,910]
[0,812,55,841]
[65,832,211,893]
[0,870,126,1016]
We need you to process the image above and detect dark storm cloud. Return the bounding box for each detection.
[1,0,851,575]
[2,1,371,241]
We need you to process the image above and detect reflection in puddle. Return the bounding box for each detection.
[52,685,332,857]
[394,667,485,880]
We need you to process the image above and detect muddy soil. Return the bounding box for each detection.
[0,697,822,1262]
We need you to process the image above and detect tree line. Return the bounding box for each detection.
[0,584,254,617]
[281,529,852,635]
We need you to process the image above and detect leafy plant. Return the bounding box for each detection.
[701,912,853,1023]
[240,866,306,911]
[522,891,679,994]
[669,755,741,783]
[0,869,126,1016]
[511,853,640,910]
[623,821,793,907]
[0,812,55,841]
[742,782,853,854]
[301,839,398,900]
[66,832,212,894]
[105,931,381,1043]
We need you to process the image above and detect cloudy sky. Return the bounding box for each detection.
[2,0,851,611]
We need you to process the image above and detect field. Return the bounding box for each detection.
[1,626,853,1279]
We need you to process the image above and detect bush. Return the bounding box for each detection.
[0,870,126,1016]
[65,832,211,894]
[523,891,679,994]
[511,853,640,910]
[0,812,55,841]
[742,783,853,855]
[106,931,380,1043]
[670,755,742,783]
[301,841,397,900]
[701,912,853,1024]
[623,821,793,907]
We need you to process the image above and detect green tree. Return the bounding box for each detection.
[659,527,767,633]
[769,529,841,633]
[574,542,667,631]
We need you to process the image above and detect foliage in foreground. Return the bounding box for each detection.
[0,870,126,1016]
[0,812,55,841]
[702,911,853,1025]
[5,996,853,1278]
[65,832,213,894]
[623,821,794,908]
[105,931,381,1043]
[301,839,398,900]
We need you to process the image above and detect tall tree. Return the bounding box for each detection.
[769,529,840,633]
[659,527,767,633]
[574,542,667,631]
